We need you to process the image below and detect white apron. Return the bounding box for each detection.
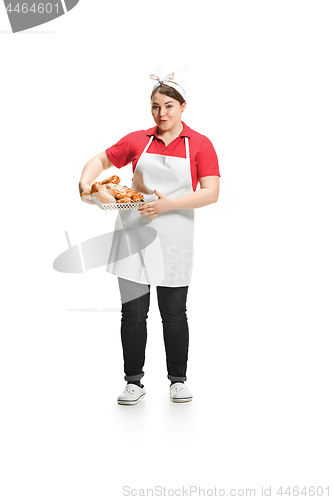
[107,135,194,286]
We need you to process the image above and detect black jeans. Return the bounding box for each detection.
[118,277,189,383]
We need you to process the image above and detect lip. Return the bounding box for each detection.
[159,120,167,124]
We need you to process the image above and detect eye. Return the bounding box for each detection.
[167,105,173,108]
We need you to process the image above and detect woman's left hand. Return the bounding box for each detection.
[138,189,173,220]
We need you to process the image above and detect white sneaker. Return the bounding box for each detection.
[170,383,193,403]
[117,384,146,406]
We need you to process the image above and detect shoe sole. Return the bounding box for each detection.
[170,396,193,403]
[117,393,146,406]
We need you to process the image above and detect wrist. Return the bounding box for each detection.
[79,180,90,189]
[169,197,178,210]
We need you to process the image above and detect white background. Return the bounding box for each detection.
[1,1,332,498]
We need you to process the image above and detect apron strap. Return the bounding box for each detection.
[185,136,190,160]
[143,135,154,154]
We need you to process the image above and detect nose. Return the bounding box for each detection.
[159,107,166,117]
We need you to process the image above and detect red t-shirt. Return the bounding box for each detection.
[105,121,220,192]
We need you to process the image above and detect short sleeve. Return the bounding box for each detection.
[196,136,220,179]
[105,133,133,169]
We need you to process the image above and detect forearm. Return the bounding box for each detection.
[79,150,114,188]
[79,155,104,188]
[170,187,218,210]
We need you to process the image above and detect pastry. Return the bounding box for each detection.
[131,193,144,201]
[80,188,92,197]
[103,183,117,196]
[84,177,144,205]
[94,191,113,203]
[122,186,144,201]
[103,183,127,198]
[91,182,103,193]
[112,187,129,199]
[101,175,120,185]
[116,197,132,204]
[90,182,115,203]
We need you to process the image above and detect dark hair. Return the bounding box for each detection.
[151,83,186,105]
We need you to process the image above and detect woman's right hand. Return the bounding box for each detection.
[78,151,114,205]
[79,182,95,205]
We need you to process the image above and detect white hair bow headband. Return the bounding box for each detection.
[150,73,186,101]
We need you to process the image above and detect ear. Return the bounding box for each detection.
[181,101,187,112]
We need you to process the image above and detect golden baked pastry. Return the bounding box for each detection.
[83,177,144,204]
[103,183,126,198]
[103,183,116,196]
[80,188,92,197]
[91,182,103,193]
[112,187,129,199]
[116,197,132,204]
[101,175,120,185]
[95,191,113,203]
[90,182,114,203]
[131,193,144,201]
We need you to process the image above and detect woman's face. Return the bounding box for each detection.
[151,92,186,133]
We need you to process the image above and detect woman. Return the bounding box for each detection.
[79,73,220,405]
